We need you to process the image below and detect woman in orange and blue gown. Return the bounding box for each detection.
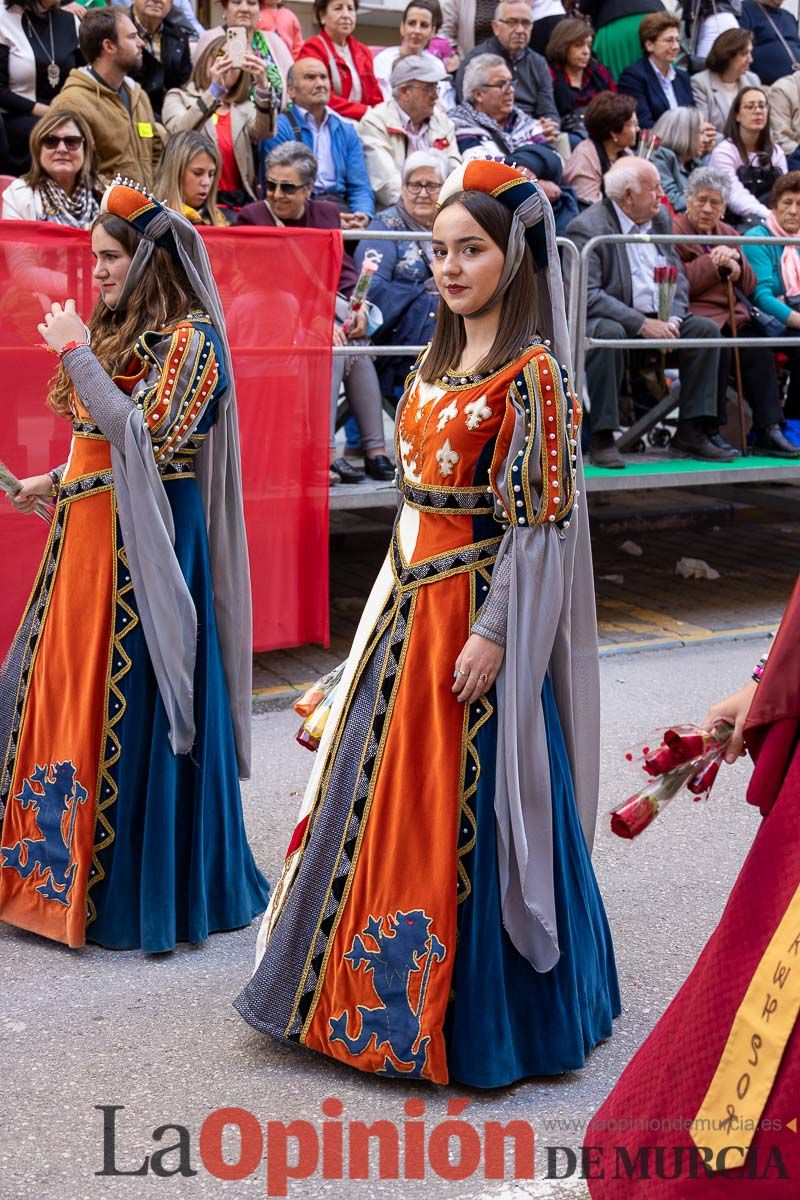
[584,578,800,1196]
[0,181,269,953]
[236,160,620,1087]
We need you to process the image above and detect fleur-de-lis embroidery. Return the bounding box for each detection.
[399,434,422,482]
[464,394,492,431]
[436,399,459,432]
[436,439,459,478]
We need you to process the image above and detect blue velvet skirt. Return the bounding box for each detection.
[87,477,270,952]
[446,676,621,1089]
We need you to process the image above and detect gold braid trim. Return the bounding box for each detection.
[85,542,139,925]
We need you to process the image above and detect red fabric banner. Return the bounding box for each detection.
[0,221,340,655]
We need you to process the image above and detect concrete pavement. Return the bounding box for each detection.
[1,640,769,1199]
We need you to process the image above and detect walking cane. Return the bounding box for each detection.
[723,271,748,455]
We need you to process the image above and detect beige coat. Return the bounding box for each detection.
[50,67,164,188]
[440,0,477,54]
[357,97,461,210]
[161,83,274,200]
[769,72,800,158]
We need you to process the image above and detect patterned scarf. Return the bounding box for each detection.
[39,178,99,228]
[450,101,544,154]
[251,29,283,96]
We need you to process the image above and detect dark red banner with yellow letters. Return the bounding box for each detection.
[0,221,340,654]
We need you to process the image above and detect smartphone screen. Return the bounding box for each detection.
[226,26,248,68]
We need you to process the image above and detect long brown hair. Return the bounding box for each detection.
[420,190,538,384]
[723,86,774,162]
[48,213,201,416]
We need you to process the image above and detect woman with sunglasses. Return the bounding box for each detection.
[237,141,395,484]
[0,0,81,174]
[163,34,275,210]
[2,106,99,223]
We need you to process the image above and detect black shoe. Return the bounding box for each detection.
[590,432,626,469]
[363,453,395,481]
[330,456,365,483]
[751,424,800,459]
[709,431,741,457]
[671,422,739,462]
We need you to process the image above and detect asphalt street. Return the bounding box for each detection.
[1,639,769,1200]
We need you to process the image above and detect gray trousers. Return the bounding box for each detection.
[585,314,720,433]
[330,354,386,454]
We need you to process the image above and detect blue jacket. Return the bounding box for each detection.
[742,224,795,326]
[741,0,800,86]
[617,57,694,129]
[260,106,375,217]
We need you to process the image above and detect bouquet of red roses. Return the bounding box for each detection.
[610,720,733,840]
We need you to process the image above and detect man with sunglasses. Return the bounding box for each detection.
[455,0,561,135]
[358,53,460,210]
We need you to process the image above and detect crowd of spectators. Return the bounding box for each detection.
[3,0,800,474]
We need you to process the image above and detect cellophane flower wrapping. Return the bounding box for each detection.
[610,720,733,840]
[294,663,346,752]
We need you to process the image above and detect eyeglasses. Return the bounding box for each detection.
[481,79,515,91]
[740,102,768,111]
[496,17,532,28]
[41,135,84,151]
[265,178,306,195]
[405,180,440,194]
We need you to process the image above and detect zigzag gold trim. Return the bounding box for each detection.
[457,567,494,905]
[85,538,139,925]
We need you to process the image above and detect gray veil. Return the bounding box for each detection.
[104,189,252,778]
[435,167,600,971]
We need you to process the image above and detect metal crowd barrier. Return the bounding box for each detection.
[573,232,800,385]
[333,229,581,360]
[571,231,800,451]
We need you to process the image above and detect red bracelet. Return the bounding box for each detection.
[58,339,88,359]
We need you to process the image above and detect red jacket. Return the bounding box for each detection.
[297,31,382,121]
[671,212,756,330]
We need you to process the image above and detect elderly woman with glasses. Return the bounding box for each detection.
[354,149,445,401]
[236,142,395,483]
[673,166,799,458]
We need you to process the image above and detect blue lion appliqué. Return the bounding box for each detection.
[1,761,89,904]
[328,909,446,1077]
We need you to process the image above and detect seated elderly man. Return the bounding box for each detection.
[673,166,800,458]
[452,53,578,231]
[769,71,800,172]
[566,157,729,468]
[262,57,375,225]
[358,54,460,211]
[456,0,561,133]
